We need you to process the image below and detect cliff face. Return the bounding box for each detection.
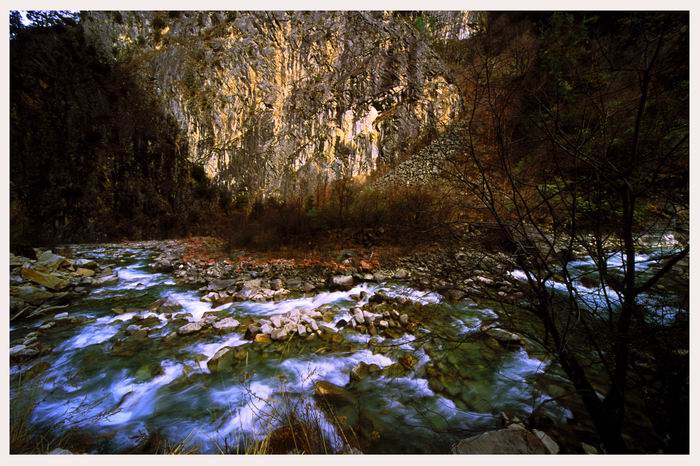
[81,11,463,200]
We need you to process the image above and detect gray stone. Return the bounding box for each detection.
[10,344,39,360]
[581,442,598,454]
[203,314,219,325]
[270,328,288,341]
[533,429,559,454]
[286,277,303,290]
[208,278,237,291]
[476,276,494,286]
[48,448,73,455]
[126,324,143,334]
[270,315,283,328]
[302,282,316,292]
[213,317,240,331]
[177,322,204,335]
[353,308,365,324]
[486,327,522,344]
[243,278,262,289]
[331,275,354,289]
[73,258,98,269]
[35,250,69,272]
[452,428,550,454]
[270,278,283,290]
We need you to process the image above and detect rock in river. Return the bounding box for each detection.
[11,284,57,305]
[212,317,240,331]
[331,275,354,290]
[20,267,70,291]
[452,427,551,454]
[35,250,69,272]
[314,380,356,406]
[73,258,98,269]
[177,322,204,335]
[207,346,239,372]
[485,327,522,345]
[75,267,96,277]
[10,344,39,361]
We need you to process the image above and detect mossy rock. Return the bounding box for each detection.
[398,352,418,370]
[428,377,445,394]
[381,363,408,378]
[135,363,164,381]
[314,380,356,406]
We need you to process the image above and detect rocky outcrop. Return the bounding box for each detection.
[81,11,463,199]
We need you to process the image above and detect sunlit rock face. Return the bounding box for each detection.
[81,11,463,199]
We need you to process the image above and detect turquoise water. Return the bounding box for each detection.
[10,243,583,453]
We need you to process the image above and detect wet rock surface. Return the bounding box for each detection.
[452,426,553,454]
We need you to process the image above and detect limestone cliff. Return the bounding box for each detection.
[81,11,464,200]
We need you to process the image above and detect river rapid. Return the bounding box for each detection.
[9,239,686,453]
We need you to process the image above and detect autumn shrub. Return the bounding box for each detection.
[224,180,461,250]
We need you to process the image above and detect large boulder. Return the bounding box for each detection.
[330,275,354,290]
[533,429,560,454]
[48,448,73,455]
[207,346,239,372]
[10,284,56,305]
[35,250,69,272]
[270,327,289,341]
[285,277,303,290]
[10,253,30,268]
[177,321,204,335]
[243,278,262,289]
[270,278,283,290]
[20,267,71,291]
[237,285,260,300]
[10,344,40,361]
[314,380,356,406]
[452,428,551,454]
[73,258,98,269]
[350,361,382,383]
[212,317,240,331]
[485,327,522,345]
[207,279,237,291]
[75,267,96,277]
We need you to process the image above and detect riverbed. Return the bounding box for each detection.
[10,242,580,453]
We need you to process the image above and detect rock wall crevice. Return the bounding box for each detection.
[81,11,464,200]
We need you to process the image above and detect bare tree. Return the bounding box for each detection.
[441,12,688,453]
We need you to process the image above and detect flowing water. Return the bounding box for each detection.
[10,241,684,453]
